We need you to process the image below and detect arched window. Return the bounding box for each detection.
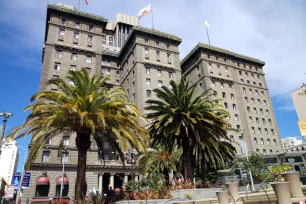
[56,175,69,197]
[35,174,50,197]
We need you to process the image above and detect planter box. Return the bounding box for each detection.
[171,188,220,200]
[282,172,306,203]
[271,182,292,204]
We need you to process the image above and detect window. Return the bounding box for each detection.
[88,35,93,42]
[133,93,135,100]
[247,106,251,112]
[85,67,91,74]
[233,104,236,110]
[86,56,92,63]
[146,90,151,97]
[266,109,269,115]
[63,136,70,146]
[168,71,173,79]
[42,151,50,162]
[260,108,263,114]
[229,84,232,89]
[254,138,257,144]
[116,70,119,76]
[157,69,162,76]
[249,89,252,94]
[225,67,228,72]
[256,117,259,124]
[267,139,271,145]
[260,138,264,144]
[71,53,77,60]
[268,119,272,125]
[45,136,51,145]
[220,82,224,88]
[271,129,274,135]
[251,73,254,78]
[75,22,80,28]
[231,94,234,100]
[245,72,248,76]
[237,125,241,131]
[61,152,69,163]
[251,127,255,133]
[257,75,260,79]
[70,65,76,71]
[249,116,253,123]
[241,79,244,84]
[89,25,94,31]
[166,44,170,49]
[211,80,215,86]
[259,83,262,87]
[234,114,239,121]
[239,71,242,75]
[145,67,150,74]
[251,98,255,104]
[158,80,163,88]
[261,91,265,96]
[269,149,273,154]
[145,39,148,44]
[243,87,246,93]
[53,75,59,79]
[208,63,212,70]
[56,50,62,58]
[167,53,172,64]
[256,149,260,153]
[144,48,149,58]
[273,139,277,146]
[74,32,79,38]
[253,107,257,114]
[156,51,160,61]
[262,118,266,124]
[104,142,109,149]
[263,149,266,154]
[156,41,160,47]
[255,90,258,95]
[217,65,220,69]
[247,80,250,84]
[258,99,261,105]
[263,100,267,106]
[224,102,228,109]
[222,92,226,99]
[245,97,248,103]
[54,63,61,71]
[59,29,65,36]
[104,153,109,160]
[146,78,151,85]
[106,69,110,75]
[230,135,234,141]
[253,81,256,86]
[61,19,66,25]
[115,80,119,85]
[265,128,268,135]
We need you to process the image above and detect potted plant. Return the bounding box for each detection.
[215,185,229,204]
[281,168,306,202]
[269,165,293,204]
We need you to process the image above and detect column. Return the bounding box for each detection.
[134,175,139,182]
[109,174,114,189]
[139,174,143,181]
[98,173,103,194]
[124,174,129,184]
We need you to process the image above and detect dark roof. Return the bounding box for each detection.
[181,43,265,66]
[47,4,108,23]
[132,26,182,43]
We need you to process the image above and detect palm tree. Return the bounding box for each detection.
[7,69,148,200]
[145,79,235,180]
[138,145,182,184]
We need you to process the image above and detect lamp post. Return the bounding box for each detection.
[240,138,255,192]
[16,145,28,204]
[0,111,13,150]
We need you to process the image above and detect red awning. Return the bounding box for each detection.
[56,177,69,185]
[36,176,50,185]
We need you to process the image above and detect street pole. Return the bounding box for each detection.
[16,146,27,204]
[241,139,255,192]
[0,111,13,151]
[60,157,65,203]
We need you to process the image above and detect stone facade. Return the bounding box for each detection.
[181,43,284,155]
[23,3,283,203]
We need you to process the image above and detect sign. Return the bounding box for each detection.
[4,185,15,199]
[13,172,31,189]
[298,121,306,136]
[288,158,295,163]
[241,170,248,178]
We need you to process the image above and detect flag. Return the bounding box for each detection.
[205,20,210,28]
[85,0,89,4]
[137,4,152,19]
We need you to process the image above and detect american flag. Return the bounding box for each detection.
[85,0,89,4]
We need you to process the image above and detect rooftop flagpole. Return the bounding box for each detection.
[205,20,211,46]
[151,0,154,29]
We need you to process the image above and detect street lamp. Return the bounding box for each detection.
[15,145,28,204]
[0,111,13,147]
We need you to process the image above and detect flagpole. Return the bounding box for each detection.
[151,0,154,29]
[78,0,80,10]
[205,24,210,46]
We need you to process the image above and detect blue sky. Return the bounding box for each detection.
[0,0,305,171]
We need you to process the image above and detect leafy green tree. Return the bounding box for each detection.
[145,79,235,180]
[7,69,148,200]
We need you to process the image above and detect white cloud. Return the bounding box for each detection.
[1,0,306,98]
[277,105,296,112]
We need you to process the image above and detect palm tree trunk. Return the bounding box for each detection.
[182,138,193,181]
[75,129,91,200]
